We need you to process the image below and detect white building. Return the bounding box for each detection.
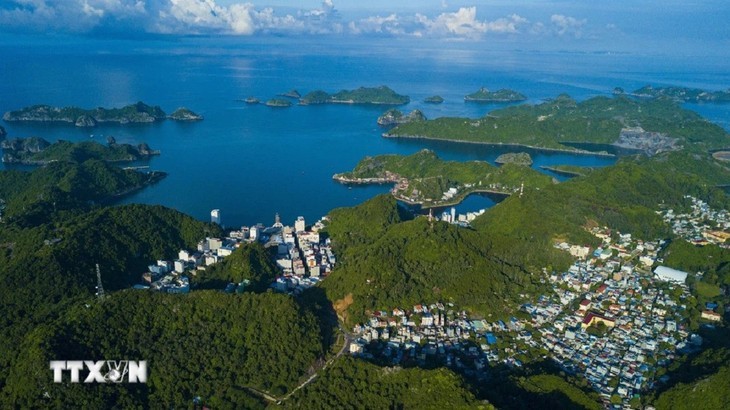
[654,266,688,284]
[211,209,221,225]
[295,216,306,233]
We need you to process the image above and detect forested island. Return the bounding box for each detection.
[424,95,444,104]
[495,152,533,166]
[464,87,527,102]
[1,137,159,164]
[299,86,409,105]
[333,149,553,207]
[632,85,730,103]
[265,98,293,107]
[376,109,426,126]
[3,102,202,127]
[386,94,728,153]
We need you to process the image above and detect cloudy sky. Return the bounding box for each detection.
[0,0,727,52]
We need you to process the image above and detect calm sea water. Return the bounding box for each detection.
[1,36,729,227]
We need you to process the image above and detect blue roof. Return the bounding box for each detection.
[486,333,497,344]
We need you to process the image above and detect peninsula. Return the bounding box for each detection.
[385,94,729,153]
[376,109,426,126]
[464,87,527,102]
[632,85,730,103]
[1,137,160,164]
[299,86,409,105]
[3,102,203,127]
[333,149,553,207]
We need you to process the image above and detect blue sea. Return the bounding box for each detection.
[1,35,729,227]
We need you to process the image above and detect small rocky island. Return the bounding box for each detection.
[265,99,293,108]
[3,102,203,127]
[424,95,444,104]
[377,109,426,126]
[495,152,533,166]
[0,125,6,139]
[464,87,527,102]
[1,137,160,164]
[169,107,203,121]
[279,89,301,99]
[299,86,409,105]
[242,97,260,104]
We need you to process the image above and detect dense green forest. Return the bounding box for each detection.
[323,195,570,324]
[284,356,490,409]
[2,138,159,164]
[0,159,165,225]
[0,204,220,394]
[3,101,167,125]
[473,152,730,246]
[2,291,327,409]
[195,242,279,292]
[388,95,729,151]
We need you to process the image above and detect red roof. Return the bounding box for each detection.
[580,299,591,306]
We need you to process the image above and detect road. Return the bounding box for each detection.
[243,324,352,405]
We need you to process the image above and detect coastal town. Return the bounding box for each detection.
[347,223,724,407]
[133,210,335,295]
[127,200,726,408]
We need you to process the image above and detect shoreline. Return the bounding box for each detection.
[382,133,617,158]
[333,172,511,209]
[399,188,511,210]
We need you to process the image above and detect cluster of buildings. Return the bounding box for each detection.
[268,216,337,294]
[349,224,721,407]
[659,195,730,246]
[349,302,506,371]
[134,210,335,295]
[432,206,487,226]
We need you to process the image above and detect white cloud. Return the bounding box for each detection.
[550,14,586,37]
[0,1,589,41]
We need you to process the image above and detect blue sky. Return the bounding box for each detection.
[0,0,728,54]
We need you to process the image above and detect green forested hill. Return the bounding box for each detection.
[284,356,491,409]
[473,152,730,245]
[0,159,164,226]
[2,291,326,409]
[323,195,570,324]
[388,95,729,151]
[196,242,279,291]
[0,204,220,393]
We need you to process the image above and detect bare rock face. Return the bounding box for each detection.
[75,114,97,127]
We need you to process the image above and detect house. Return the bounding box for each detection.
[701,310,722,322]
[581,312,616,330]
[654,266,688,284]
